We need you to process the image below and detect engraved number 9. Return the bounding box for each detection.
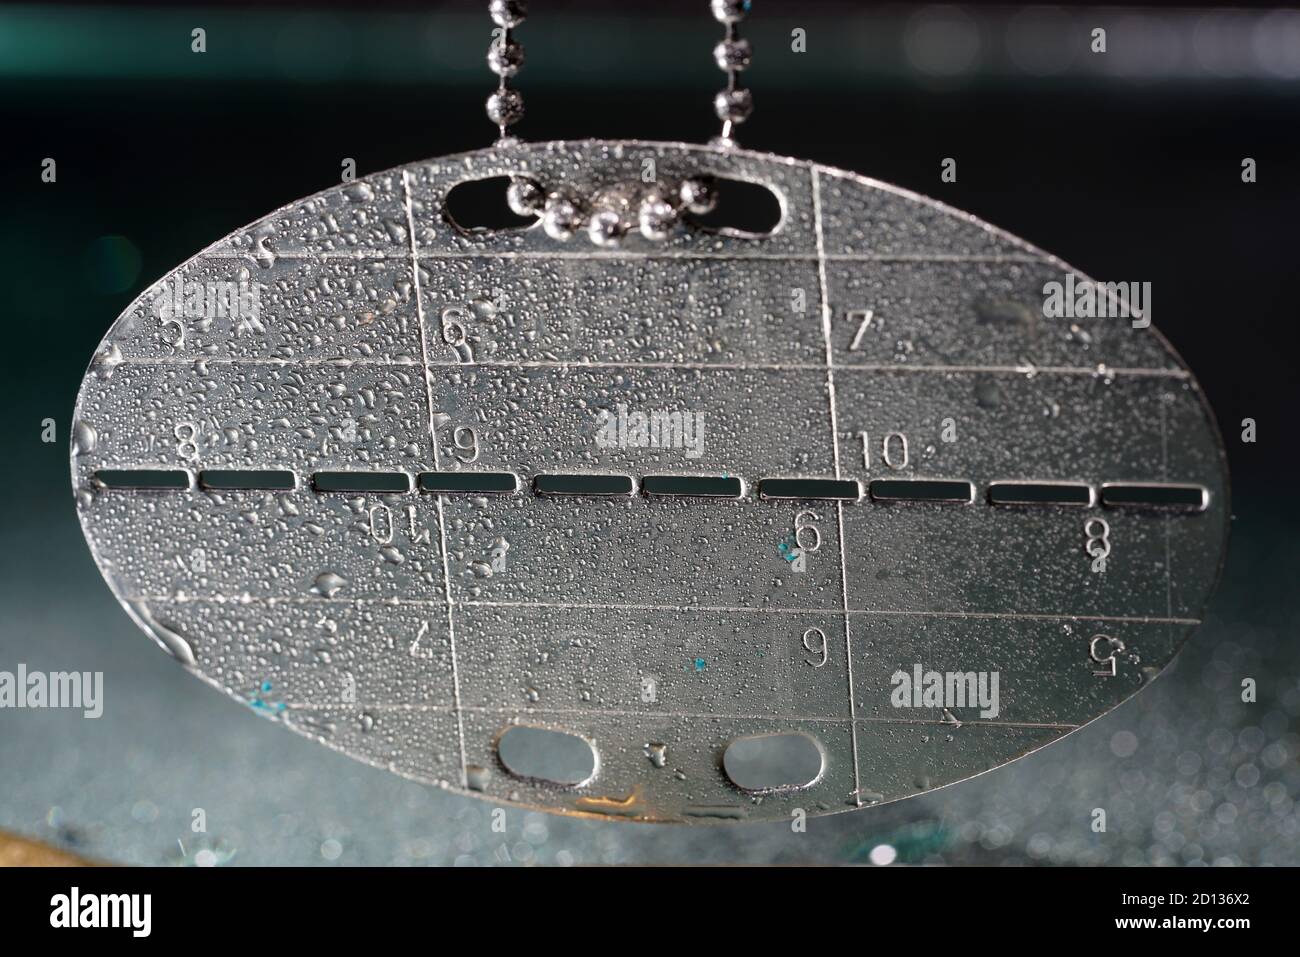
[802,627,828,668]
[1089,633,1125,677]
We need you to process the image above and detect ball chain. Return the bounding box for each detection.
[505,174,719,247]
[710,0,753,147]
[485,0,527,141]
[483,1,747,245]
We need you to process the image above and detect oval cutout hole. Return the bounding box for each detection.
[723,732,824,792]
[497,725,597,787]
[688,177,783,237]
[445,176,538,232]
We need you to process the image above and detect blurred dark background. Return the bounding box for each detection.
[1,1,1297,865]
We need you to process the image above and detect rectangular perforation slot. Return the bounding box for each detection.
[988,481,1094,507]
[86,465,1215,519]
[312,471,411,494]
[869,479,974,504]
[419,471,519,494]
[642,475,744,498]
[93,469,190,490]
[758,478,860,501]
[1101,483,1209,512]
[200,469,297,491]
[534,474,635,497]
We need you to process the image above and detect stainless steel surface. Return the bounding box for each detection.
[69,140,1229,823]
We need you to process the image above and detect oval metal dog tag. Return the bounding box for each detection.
[71,141,1228,822]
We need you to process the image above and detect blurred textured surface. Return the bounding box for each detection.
[0,830,95,867]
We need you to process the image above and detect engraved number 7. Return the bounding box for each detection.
[846,309,874,351]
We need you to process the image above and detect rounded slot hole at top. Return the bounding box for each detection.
[687,177,783,237]
[444,176,539,232]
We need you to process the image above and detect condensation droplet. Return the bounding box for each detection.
[311,572,348,598]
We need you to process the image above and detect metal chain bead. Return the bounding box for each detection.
[486,0,527,141]
[542,192,584,241]
[638,192,679,241]
[489,0,527,28]
[506,177,545,218]
[710,0,752,146]
[501,175,719,247]
[679,177,718,215]
[487,39,524,78]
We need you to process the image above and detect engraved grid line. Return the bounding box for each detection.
[403,167,468,787]
[198,249,1047,264]
[99,356,1192,378]
[119,594,1202,626]
[813,166,864,805]
[1161,394,1173,621]
[279,702,1077,731]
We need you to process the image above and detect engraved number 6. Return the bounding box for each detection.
[452,426,479,463]
[794,511,821,553]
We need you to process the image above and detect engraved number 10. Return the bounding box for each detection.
[858,431,909,471]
